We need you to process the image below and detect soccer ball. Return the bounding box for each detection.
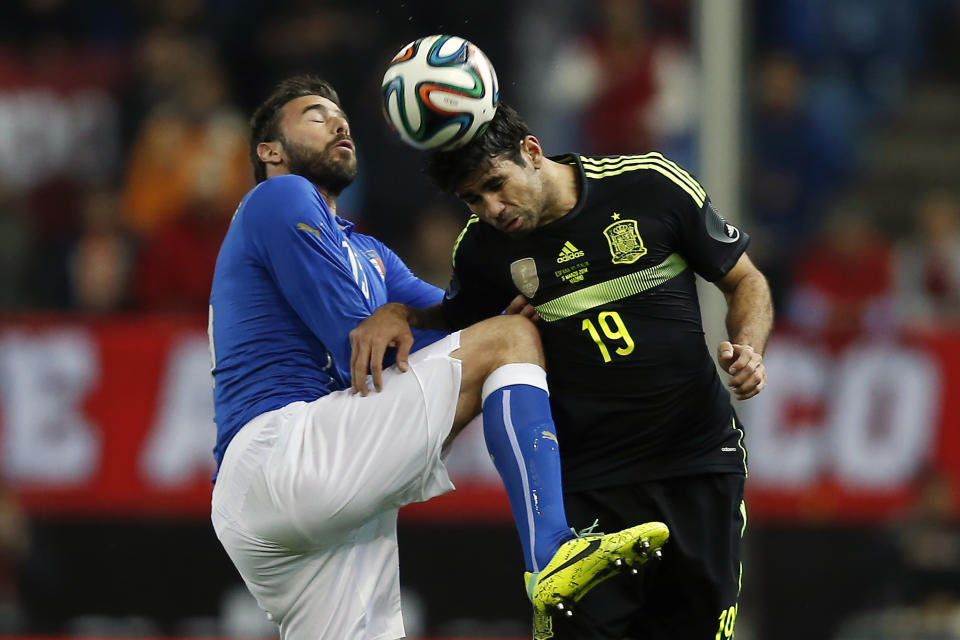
[382,34,499,151]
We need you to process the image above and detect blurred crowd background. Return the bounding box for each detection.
[0,0,959,328]
[2,0,960,638]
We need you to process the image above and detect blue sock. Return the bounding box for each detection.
[481,363,572,572]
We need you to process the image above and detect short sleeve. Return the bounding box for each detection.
[648,162,750,281]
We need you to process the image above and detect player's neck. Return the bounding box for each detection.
[313,185,338,215]
[539,161,579,225]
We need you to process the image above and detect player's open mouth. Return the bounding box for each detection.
[504,216,522,232]
[334,140,354,152]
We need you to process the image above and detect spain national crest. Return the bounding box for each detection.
[603,219,647,264]
[510,257,539,298]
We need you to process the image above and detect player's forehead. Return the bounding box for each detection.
[281,95,347,123]
[455,155,515,196]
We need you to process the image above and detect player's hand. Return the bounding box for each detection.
[504,294,540,322]
[349,303,414,396]
[718,341,766,400]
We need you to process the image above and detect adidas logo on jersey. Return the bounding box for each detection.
[557,241,586,263]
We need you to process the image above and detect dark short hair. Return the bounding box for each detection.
[425,103,533,193]
[249,75,341,183]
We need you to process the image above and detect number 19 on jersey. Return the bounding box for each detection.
[581,311,635,363]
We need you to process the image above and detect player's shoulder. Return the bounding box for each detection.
[247,174,317,207]
[241,175,331,226]
[580,152,707,208]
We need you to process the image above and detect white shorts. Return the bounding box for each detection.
[211,332,463,640]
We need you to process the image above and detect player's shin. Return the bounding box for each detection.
[480,363,571,573]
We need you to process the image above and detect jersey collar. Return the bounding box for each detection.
[542,153,588,229]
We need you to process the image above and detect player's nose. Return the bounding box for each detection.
[484,194,505,217]
[331,114,350,136]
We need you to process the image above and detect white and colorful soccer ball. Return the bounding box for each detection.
[381,34,499,151]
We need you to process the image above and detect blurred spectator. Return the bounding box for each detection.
[786,206,895,349]
[134,163,234,312]
[749,51,845,308]
[0,0,129,310]
[894,191,960,329]
[535,0,697,159]
[21,178,84,309]
[122,43,250,237]
[66,186,136,312]
[755,0,925,115]
[0,5,127,190]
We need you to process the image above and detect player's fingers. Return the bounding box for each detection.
[717,341,735,367]
[726,345,754,375]
[396,332,414,373]
[520,304,539,321]
[736,374,767,400]
[370,339,387,392]
[732,361,766,398]
[728,355,762,387]
[351,338,370,396]
[505,294,529,315]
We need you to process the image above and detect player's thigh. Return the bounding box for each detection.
[214,332,463,548]
[279,332,463,544]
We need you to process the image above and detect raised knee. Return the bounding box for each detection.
[487,314,543,361]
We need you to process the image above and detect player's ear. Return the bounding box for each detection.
[521,135,544,169]
[257,141,283,166]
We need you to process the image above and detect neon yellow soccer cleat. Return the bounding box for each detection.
[525,520,670,626]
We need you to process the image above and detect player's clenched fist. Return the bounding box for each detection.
[717,341,766,401]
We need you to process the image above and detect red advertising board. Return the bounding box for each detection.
[1,315,957,521]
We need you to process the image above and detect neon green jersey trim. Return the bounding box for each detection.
[451,215,479,267]
[536,253,688,322]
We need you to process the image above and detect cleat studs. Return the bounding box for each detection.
[556,602,565,611]
[641,540,651,550]
[565,609,574,617]
[614,558,623,567]
[630,567,639,575]
[654,549,662,559]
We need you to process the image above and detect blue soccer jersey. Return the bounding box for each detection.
[209,174,444,469]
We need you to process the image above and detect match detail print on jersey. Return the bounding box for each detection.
[535,252,688,322]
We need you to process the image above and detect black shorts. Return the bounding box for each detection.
[551,473,746,640]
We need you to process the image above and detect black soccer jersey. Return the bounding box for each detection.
[442,153,750,490]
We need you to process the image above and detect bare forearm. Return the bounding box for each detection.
[724,272,773,353]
